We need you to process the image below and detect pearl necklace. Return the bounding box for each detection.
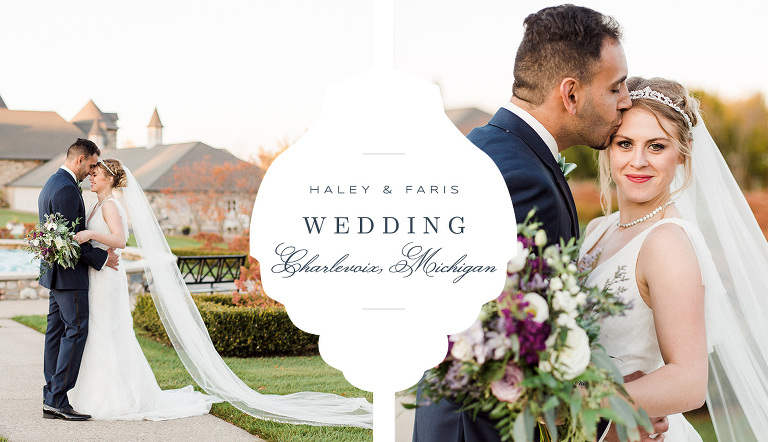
[617,200,674,228]
[87,194,114,224]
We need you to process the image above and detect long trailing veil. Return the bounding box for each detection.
[120,166,373,428]
[672,117,768,440]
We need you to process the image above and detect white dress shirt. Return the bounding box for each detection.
[502,101,559,161]
[60,166,78,183]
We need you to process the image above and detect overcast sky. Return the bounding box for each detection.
[1,0,765,160]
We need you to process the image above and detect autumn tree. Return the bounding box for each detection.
[163,156,262,235]
[256,136,293,172]
[697,91,768,189]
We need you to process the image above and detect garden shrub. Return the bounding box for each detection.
[194,293,235,306]
[232,256,282,308]
[193,232,224,250]
[132,293,317,357]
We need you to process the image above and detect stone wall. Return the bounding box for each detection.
[0,244,149,301]
[0,159,44,207]
[0,269,147,301]
[0,159,44,187]
[150,192,247,234]
[0,275,49,300]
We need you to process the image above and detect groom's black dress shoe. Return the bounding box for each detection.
[43,404,91,421]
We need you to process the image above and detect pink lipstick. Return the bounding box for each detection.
[626,175,651,183]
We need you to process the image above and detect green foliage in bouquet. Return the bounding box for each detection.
[23,213,81,277]
[133,293,318,357]
[409,211,652,441]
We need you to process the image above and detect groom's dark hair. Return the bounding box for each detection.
[67,138,101,159]
[512,4,622,106]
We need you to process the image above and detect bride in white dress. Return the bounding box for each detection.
[67,158,373,427]
[68,158,219,420]
[580,77,768,441]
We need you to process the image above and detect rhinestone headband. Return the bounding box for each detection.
[98,158,116,176]
[629,86,692,129]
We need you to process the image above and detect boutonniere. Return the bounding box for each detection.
[78,182,83,195]
[557,153,577,179]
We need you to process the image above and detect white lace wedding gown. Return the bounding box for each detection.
[68,198,219,420]
[579,213,704,442]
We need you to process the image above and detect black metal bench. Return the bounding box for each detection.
[176,254,247,292]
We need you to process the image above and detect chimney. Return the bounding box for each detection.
[147,107,163,149]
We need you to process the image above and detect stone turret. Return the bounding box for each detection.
[147,107,163,149]
[71,100,118,149]
[88,119,106,149]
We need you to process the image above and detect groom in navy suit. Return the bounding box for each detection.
[414,5,669,442]
[39,138,118,420]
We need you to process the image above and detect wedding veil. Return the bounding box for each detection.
[120,167,373,428]
[673,118,768,440]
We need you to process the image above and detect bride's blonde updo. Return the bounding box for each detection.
[599,77,700,214]
[98,158,127,188]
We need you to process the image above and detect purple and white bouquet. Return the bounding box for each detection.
[411,211,652,441]
[24,213,81,276]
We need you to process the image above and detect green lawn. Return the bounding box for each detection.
[0,209,38,226]
[684,406,717,441]
[13,315,372,442]
[126,233,208,250]
[127,233,231,251]
[12,314,717,440]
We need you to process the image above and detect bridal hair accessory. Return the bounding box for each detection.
[616,200,674,228]
[629,86,693,129]
[98,158,116,176]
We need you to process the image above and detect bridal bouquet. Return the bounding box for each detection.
[23,213,81,276]
[413,212,652,441]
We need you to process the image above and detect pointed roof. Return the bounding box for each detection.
[9,142,260,193]
[71,99,118,131]
[148,107,163,128]
[71,99,105,122]
[0,109,87,160]
[0,94,6,109]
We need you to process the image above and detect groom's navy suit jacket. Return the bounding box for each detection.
[413,108,580,442]
[471,107,579,242]
[38,168,108,290]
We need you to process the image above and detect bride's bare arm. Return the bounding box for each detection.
[73,200,127,249]
[622,223,708,417]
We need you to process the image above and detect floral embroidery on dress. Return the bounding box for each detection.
[578,247,602,273]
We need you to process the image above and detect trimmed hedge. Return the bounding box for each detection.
[132,293,318,357]
[195,293,237,306]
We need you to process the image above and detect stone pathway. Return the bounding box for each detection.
[0,299,259,442]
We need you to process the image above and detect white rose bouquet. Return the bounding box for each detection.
[23,213,81,277]
[409,211,652,441]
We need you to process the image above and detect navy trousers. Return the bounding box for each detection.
[43,289,89,409]
[413,398,503,442]
[413,380,503,442]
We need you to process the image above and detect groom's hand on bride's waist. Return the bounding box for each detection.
[106,247,120,270]
[603,371,669,442]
